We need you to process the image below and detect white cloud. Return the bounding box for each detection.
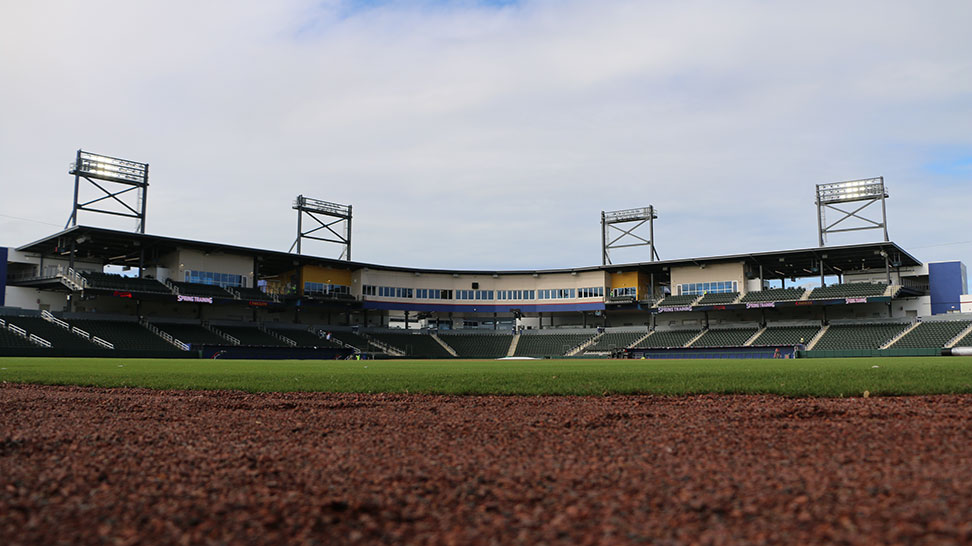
[1,0,970,270]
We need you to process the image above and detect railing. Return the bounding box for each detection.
[8,323,27,338]
[203,322,240,345]
[141,319,190,351]
[92,336,115,349]
[29,333,52,348]
[259,324,297,347]
[165,278,180,295]
[42,310,71,330]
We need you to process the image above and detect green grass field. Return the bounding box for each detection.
[1,356,971,396]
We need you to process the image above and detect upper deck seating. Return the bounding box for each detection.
[657,294,699,307]
[690,328,758,347]
[890,320,972,349]
[635,330,699,348]
[514,333,596,357]
[813,322,909,350]
[808,283,888,300]
[696,292,739,305]
[751,325,820,346]
[739,288,806,303]
[80,272,172,294]
[170,281,235,299]
[438,333,512,359]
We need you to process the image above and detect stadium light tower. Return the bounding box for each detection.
[601,206,659,265]
[815,177,889,246]
[289,195,352,260]
[66,150,149,233]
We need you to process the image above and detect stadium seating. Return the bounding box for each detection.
[751,325,820,346]
[211,324,288,346]
[813,322,909,350]
[587,331,648,352]
[152,323,228,346]
[807,283,887,300]
[233,286,276,302]
[80,271,173,294]
[696,292,739,305]
[691,328,758,347]
[634,330,700,348]
[0,326,40,349]
[739,288,806,302]
[954,329,972,347]
[330,332,373,351]
[265,327,328,347]
[514,333,596,357]
[368,332,454,358]
[657,295,698,307]
[890,320,972,349]
[438,332,513,359]
[3,316,96,351]
[70,319,182,352]
[170,281,235,299]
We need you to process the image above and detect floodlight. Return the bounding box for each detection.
[290,194,352,259]
[66,149,149,234]
[815,176,889,246]
[601,206,659,265]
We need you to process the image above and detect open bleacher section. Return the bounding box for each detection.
[751,325,820,346]
[890,320,972,349]
[0,324,39,349]
[656,294,698,307]
[212,324,288,346]
[152,322,228,346]
[368,332,454,358]
[690,327,758,347]
[587,331,648,352]
[170,281,234,299]
[438,332,512,359]
[808,283,887,300]
[514,332,596,357]
[813,322,909,351]
[739,287,806,302]
[70,318,181,352]
[80,271,173,294]
[954,329,972,348]
[696,292,739,305]
[2,316,96,350]
[636,329,700,348]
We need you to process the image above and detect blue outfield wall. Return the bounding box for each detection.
[0,247,7,307]
[362,300,606,313]
[929,261,968,315]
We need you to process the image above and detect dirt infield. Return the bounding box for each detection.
[1,384,970,545]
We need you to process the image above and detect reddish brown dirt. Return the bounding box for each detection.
[1,384,970,545]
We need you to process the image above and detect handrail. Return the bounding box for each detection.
[29,334,52,348]
[72,326,91,339]
[92,336,115,349]
[42,310,72,329]
[9,324,28,337]
[142,320,190,351]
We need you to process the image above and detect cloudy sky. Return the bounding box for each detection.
[2,0,970,272]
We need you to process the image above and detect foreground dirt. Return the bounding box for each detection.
[1,385,970,545]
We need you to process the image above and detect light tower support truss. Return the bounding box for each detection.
[66,150,149,233]
[815,177,889,246]
[289,195,352,260]
[601,206,659,265]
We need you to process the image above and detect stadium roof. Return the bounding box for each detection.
[16,225,922,280]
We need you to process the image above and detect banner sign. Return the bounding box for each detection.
[845,297,867,304]
[177,295,213,304]
[746,302,775,309]
[657,306,692,313]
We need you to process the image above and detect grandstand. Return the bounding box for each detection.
[1,169,969,360]
[438,332,512,359]
[812,322,910,351]
[514,332,596,357]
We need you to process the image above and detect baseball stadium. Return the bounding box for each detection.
[2,151,971,544]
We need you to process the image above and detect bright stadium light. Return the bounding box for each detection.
[66,149,150,233]
[815,177,889,246]
[293,196,351,217]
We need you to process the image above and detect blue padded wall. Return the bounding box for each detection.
[929,261,967,315]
